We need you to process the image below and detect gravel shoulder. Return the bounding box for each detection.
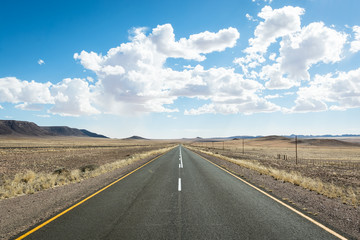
[0,154,160,240]
[192,149,360,239]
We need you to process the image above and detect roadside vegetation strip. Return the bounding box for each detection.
[192,149,348,240]
[186,146,359,207]
[0,145,176,199]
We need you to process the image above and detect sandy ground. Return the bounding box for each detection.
[0,137,174,176]
[0,154,160,240]
[193,150,360,239]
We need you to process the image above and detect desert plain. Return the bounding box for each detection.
[0,135,360,239]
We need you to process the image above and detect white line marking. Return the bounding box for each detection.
[179,147,184,168]
[178,178,181,191]
[179,157,183,168]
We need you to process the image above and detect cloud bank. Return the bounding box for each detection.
[1,4,360,117]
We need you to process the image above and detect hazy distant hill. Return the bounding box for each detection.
[207,134,360,140]
[0,120,108,138]
[124,135,149,140]
[255,135,291,141]
[296,138,360,147]
[190,134,360,146]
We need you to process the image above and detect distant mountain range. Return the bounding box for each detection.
[230,134,360,139]
[186,134,360,142]
[2,120,359,140]
[0,120,108,138]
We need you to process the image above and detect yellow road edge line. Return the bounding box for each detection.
[191,150,348,240]
[16,150,171,240]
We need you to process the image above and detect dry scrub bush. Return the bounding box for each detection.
[188,146,360,206]
[0,145,176,199]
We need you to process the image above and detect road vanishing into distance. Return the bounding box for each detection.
[16,146,345,240]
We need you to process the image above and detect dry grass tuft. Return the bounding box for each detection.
[188,146,360,206]
[0,145,175,199]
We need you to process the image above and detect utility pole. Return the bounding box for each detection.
[295,135,298,165]
[242,138,245,154]
[223,141,224,150]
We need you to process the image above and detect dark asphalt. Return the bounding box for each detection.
[19,146,343,240]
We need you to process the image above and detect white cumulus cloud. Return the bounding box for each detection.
[279,22,347,81]
[150,24,240,61]
[288,67,360,112]
[73,24,277,116]
[8,16,357,117]
[0,77,100,116]
[245,6,304,54]
[0,77,53,104]
[260,63,298,89]
[235,6,305,78]
[181,66,280,115]
[50,78,100,116]
[233,4,352,116]
[255,20,346,89]
[350,25,360,53]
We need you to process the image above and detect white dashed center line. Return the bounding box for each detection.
[179,148,183,169]
[178,146,183,191]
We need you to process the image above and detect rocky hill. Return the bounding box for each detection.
[0,120,108,138]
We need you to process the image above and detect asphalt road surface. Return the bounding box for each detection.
[17,146,345,240]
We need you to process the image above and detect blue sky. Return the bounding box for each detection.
[1,0,360,138]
